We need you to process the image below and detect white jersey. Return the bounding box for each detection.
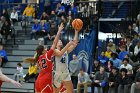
[53,49,71,88]
[54,49,69,73]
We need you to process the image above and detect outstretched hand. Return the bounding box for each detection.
[58,23,64,32]
[10,79,22,88]
[23,57,36,63]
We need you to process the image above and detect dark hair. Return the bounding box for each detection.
[35,45,44,61]
[123,58,129,63]
[120,68,127,73]
[111,52,118,58]
[125,54,129,57]
[17,63,22,67]
[112,66,117,70]
[94,59,98,62]
[108,60,113,66]
[3,8,8,12]
[100,66,105,69]
[80,68,84,71]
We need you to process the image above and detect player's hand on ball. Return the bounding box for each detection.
[10,79,22,88]
[58,23,64,32]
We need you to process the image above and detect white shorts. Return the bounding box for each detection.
[53,72,71,88]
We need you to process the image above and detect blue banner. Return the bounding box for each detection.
[69,27,97,74]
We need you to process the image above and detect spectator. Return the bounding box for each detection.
[0,20,11,40]
[77,68,91,93]
[105,46,112,59]
[108,66,119,93]
[0,45,8,67]
[44,21,56,44]
[13,63,24,83]
[59,15,67,27]
[65,15,73,30]
[92,66,108,93]
[23,3,35,24]
[30,20,41,40]
[1,9,11,25]
[125,25,137,39]
[130,66,140,93]
[77,3,84,16]
[118,45,129,60]
[48,21,56,40]
[134,41,140,62]
[24,63,37,82]
[119,35,127,47]
[132,34,139,47]
[69,4,77,18]
[120,58,133,73]
[126,38,134,55]
[109,52,121,68]
[50,11,57,22]
[124,54,140,67]
[118,68,132,93]
[132,23,139,33]
[69,54,80,89]
[10,8,18,25]
[55,3,65,17]
[38,20,50,39]
[16,4,22,21]
[107,60,114,72]
[92,60,100,77]
[40,12,49,22]
[107,39,116,52]
[98,52,108,66]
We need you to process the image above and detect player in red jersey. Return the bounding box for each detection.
[23,23,76,93]
[34,23,64,93]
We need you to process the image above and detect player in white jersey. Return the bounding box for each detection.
[53,30,79,93]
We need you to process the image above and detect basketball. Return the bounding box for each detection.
[72,19,83,31]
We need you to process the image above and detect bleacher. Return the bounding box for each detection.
[0,21,45,92]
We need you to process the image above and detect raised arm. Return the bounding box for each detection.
[67,30,79,53]
[51,23,64,50]
[54,40,76,56]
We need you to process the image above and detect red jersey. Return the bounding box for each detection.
[35,49,54,93]
[37,49,54,77]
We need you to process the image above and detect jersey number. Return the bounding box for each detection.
[60,57,66,63]
[41,59,47,69]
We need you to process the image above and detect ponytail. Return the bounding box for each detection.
[35,45,44,61]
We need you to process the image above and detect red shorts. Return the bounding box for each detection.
[0,80,3,93]
[35,74,53,93]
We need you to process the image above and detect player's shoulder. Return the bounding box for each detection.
[55,49,60,52]
[54,49,60,54]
